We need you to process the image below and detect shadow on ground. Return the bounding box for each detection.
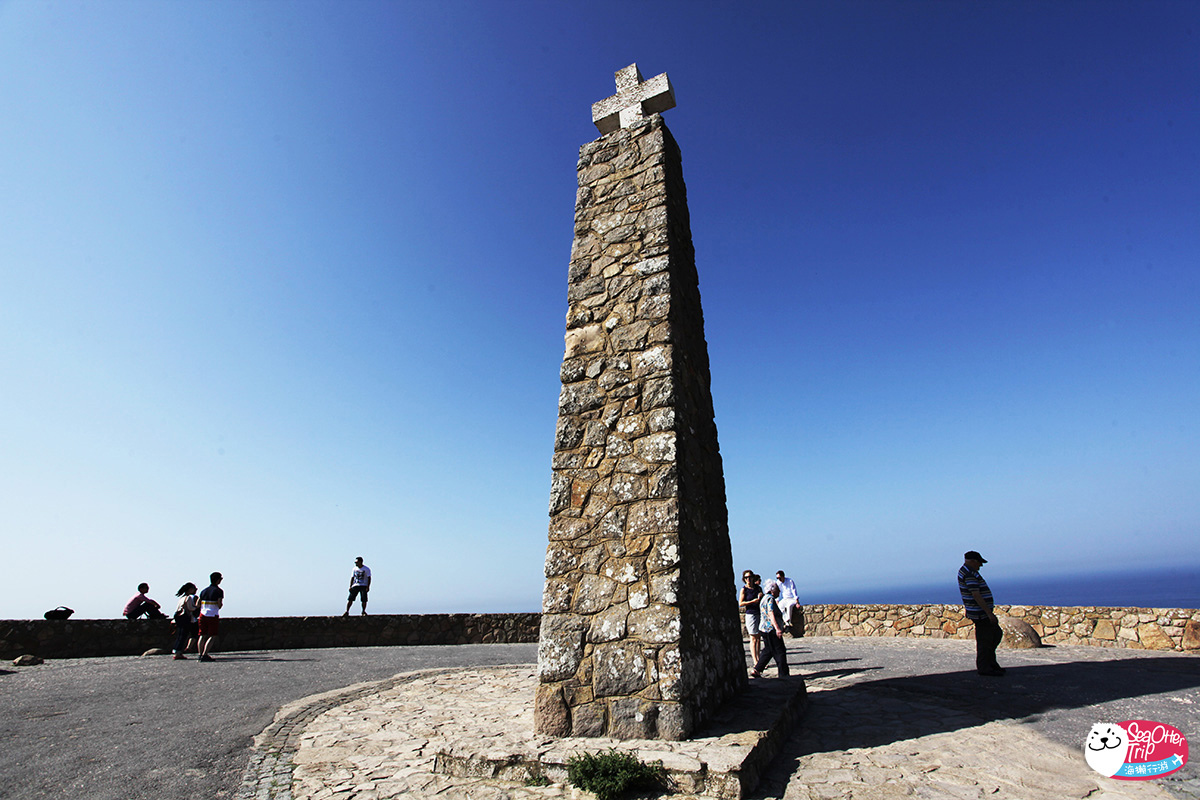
[213,654,320,662]
[747,645,1200,800]
[741,645,1200,800]
[804,654,1199,751]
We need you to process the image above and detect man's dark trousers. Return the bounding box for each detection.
[124,602,166,620]
[754,630,790,676]
[973,616,1003,674]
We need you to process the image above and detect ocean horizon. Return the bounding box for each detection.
[806,564,1200,610]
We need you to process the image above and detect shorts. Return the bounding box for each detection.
[348,585,369,602]
[744,613,761,636]
[198,615,220,637]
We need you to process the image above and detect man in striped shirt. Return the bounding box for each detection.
[957,551,1005,677]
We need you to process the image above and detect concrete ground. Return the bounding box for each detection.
[1,636,1196,800]
[0,643,538,800]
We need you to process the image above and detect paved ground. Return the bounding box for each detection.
[759,637,1200,799]
[2,637,1197,800]
[275,665,805,800]
[255,638,1200,800]
[0,643,537,800]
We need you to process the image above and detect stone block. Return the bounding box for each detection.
[656,703,689,740]
[534,684,571,738]
[609,697,656,739]
[593,642,648,697]
[1138,623,1175,650]
[588,607,628,643]
[1092,618,1117,640]
[998,616,1042,649]
[628,605,681,644]
[571,702,606,737]
[537,615,585,682]
[1183,620,1200,650]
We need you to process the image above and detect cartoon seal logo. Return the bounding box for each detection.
[1085,720,1189,780]
[1085,723,1129,778]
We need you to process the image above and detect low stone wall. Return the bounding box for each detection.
[797,604,1200,651]
[9,604,1199,660]
[0,613,540,660]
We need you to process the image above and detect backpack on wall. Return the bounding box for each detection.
[43,607,74,620]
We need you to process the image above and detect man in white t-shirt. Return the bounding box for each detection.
[775,570,800,632]
[344,557,371,616]
[197,572,224,662]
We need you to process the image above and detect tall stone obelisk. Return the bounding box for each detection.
[535,65,746,741]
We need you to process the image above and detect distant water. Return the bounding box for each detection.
[807,565,1200,610]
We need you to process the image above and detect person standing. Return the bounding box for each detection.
[344,557,371,616]
[172,582,199,660]
[750,580,790,678]
[775,570,800,632]
[958,551,1005,676]
[122,583,168,619]
[197,572,224,662]
[738,571,764,664]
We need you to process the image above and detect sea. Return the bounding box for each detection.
[806,564,1200,610]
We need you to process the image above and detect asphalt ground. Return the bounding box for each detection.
[2,637,1197,800]
[0,643,538,800]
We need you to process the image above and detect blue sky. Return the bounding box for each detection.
[1,1,1196,619]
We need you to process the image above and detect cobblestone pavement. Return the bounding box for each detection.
[270,665,800,800]
[240,637,1199,800]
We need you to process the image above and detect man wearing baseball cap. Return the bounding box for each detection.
[958,551,1005,676]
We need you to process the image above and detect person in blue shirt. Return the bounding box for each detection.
[750,580,790,678]
[957,551,1004,676]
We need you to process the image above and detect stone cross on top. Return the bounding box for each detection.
[591,63,676,135]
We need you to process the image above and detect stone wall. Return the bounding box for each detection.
[536,114,746,741]
[9,605,1196,661]
[0,613,540,660]
[797,604,1200,651]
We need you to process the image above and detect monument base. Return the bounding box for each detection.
[437,674,808,800]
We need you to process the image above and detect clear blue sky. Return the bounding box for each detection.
[2,1,1196,619]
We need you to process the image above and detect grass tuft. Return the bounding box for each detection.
[566,749,666,800]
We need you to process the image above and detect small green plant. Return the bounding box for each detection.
[523,766,551,787]
[566,749,666,800]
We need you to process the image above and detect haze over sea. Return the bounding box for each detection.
[810,564,1200,610]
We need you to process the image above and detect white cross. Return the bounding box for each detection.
[591,63,676,134]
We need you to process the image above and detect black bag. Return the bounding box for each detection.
[44,607,74,620]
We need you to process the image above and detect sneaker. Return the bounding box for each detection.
[342,611,349,617]
[199,654,215,662]
[173,654,187,660]
[361,611,368,616]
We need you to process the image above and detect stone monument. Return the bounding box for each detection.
[535,64,746,741]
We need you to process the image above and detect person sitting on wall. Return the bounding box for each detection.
[775,570,800,632]
[123,583,168,620]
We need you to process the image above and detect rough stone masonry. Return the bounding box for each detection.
[535,65,746,740]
